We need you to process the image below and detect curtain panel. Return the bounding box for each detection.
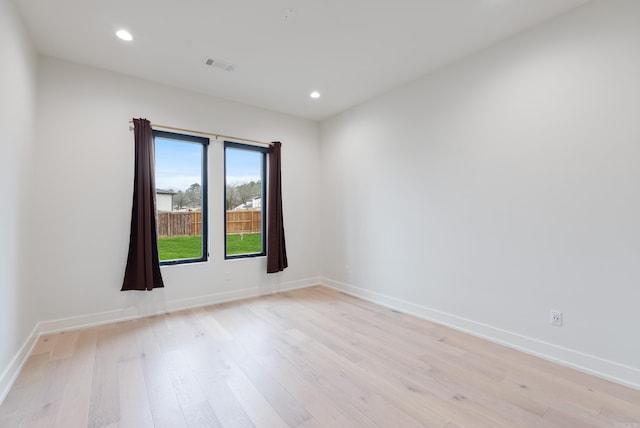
[266,141,288,273]
[121,118,165,291]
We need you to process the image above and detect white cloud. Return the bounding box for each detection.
[156,174,201,191]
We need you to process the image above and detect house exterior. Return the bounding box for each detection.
[247,196,261,209]
[233,196,261,211]
[156,188,175,212]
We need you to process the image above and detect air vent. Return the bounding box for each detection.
[204,57,235,72]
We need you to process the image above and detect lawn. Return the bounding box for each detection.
[157,233,262,261]
[158,235,202,261]
[226,233,262,255]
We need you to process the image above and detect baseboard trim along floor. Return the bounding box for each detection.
[1,285,639,426]
[321,277,640,391]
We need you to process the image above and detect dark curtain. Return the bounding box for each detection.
[266,141,288,273]
[121,118,165,291]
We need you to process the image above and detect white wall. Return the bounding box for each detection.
[321,0,640,387]
[33,57,321,327]
[3,0,639,399]
[0,0,39,399]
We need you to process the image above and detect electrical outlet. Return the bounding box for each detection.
[224,272,231,281]
[550,310,563,326]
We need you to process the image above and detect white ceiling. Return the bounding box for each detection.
[14,0,590,121]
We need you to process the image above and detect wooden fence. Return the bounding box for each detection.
[157,211,202,237]
[226,210,262,234]
[157,210,261,237]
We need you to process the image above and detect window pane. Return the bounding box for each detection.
[225,144,266,258]
[155,132,208,264]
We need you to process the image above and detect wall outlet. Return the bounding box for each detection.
[224,272,231,281]
[550,310,563,326]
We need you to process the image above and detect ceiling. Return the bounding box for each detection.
[14,0,590,121]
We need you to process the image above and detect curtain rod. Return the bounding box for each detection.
[128,120,274,147]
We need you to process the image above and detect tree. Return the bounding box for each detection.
[184,183,201,208]
[226,180,261,210]
[173,190,187,210]
[226,183,240,210]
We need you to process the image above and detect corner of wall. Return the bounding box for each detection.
[0,0,41,406]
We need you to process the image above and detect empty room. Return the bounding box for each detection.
[1,0,639,426]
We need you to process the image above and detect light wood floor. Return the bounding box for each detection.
[1,286,639,427]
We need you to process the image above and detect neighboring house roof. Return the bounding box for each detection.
[156,188,176,195]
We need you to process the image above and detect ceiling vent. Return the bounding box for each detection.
[204,57,235,72]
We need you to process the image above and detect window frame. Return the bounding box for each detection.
[224,141,268,260]
[153,130,209,266]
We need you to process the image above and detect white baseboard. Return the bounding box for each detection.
[0,324,39,405]
[6,275,636,405]
[0,277,320,404]
[321,277,640,391]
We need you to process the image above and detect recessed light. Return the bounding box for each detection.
[310,91,321,99]
[116,30,133,41]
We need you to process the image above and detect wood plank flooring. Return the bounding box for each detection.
[1,286,639,427]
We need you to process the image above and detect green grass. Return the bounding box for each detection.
[157,233,263,261]
[158,235,202,261]
[226,233,262,256]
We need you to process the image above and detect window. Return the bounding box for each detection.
[154,130,208,265]
[224,142,268,258]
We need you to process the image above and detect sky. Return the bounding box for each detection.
[225,147,263,186]
[155,137,262,191]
